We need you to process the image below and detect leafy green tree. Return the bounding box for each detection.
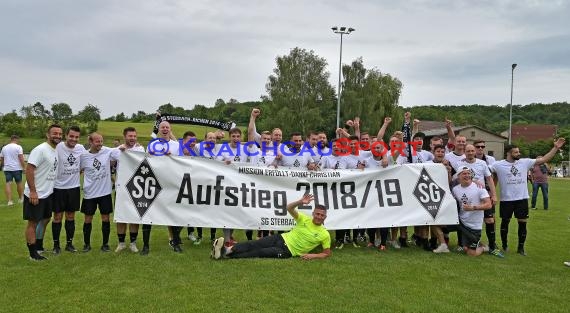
[76,104,101,133]
[51,103,73,124]
[265,47,336,136]
[341,58,403,137]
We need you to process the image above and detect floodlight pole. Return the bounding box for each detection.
[508,63,517,144]
[332,26,355,131]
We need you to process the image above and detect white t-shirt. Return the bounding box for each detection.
[311,145,331,163]
[364,157,387,169]
[216,143,247,163]
[278,148,314,169]
[479,154,496,166]
[453,159,491,184]
[397,150,433,165]
[24,142,58,199]
[248,144,277,166]
[490,158,536,201]
[345,151,372,169]
[319,155,347,170]
[445,151,466,170]
[80,147,120,199]
[55,142,86,189]
[452,182,490,230]
[0,142,24,171]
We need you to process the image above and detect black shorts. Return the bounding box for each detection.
[53,187,81,213]
[81,194,113,216]
[459,223,481,250]
[23,194,53,221]
[484,205,495,218]
[500,199,529,219]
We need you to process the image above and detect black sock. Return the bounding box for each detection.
[517,221,527,249]
[129,232,138,243]
[118,233,126,243]
[485,222,496,250]
[380,228,389,246]
[187,227,195,236]
[65,220,75,244]
[429,237,438,250]
[36,238,44,250]
[83,223,92,246]
[142,224,152,247]
[52,222,62,247]
[210,228,216,241]
[102,221,110,245]
[500,219,510,249]
[245,230,253,241]
[27,242,37,257]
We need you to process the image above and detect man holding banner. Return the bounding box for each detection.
[211,194,331,260]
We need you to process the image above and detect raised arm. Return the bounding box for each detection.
[286,194,314,219]
[376,117,392,142]
[445,117,455,146]
[249,108,261,143]
[354,117,361,140]
[536,138,566,165]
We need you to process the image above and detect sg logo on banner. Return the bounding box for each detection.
[413,167,446,219]
[125,158,162,218]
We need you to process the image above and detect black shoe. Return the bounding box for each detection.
[82,244,92,253]
[53,246,61,255]
[30,253,48,261]
[517,247,526,256]
[101,244,111,252]
[65,244,77,253]
[172,244,183,253]
[169,240,175,248]
[140,246,150,256]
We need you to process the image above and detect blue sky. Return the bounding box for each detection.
[1,0,568,117]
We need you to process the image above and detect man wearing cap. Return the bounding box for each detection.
[0,135,26,206]
[452,166,492,256]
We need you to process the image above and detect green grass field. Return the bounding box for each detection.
[0,173,569,313]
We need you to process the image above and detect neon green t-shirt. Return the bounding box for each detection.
[281,212,331,256]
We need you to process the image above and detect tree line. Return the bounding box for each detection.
[1,46,568,162]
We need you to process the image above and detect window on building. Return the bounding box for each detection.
[471,131,476,137]
[488,151,494,156]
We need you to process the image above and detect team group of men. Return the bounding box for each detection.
[12,107,566,261]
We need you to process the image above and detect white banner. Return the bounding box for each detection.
[114,152,459,230]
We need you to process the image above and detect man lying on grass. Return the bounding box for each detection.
[211,194,331,260]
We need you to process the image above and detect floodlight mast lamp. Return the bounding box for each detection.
[508,63,517,144]
[332,26,355,132]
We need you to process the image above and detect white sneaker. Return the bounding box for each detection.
[129,242,139,253]
[479,244,490,253]
[188,233,197,241]
[18,198,23,204]
[456,246,464,253]
[433,243,450,253]
[389,240,401,249]
[115,242,127,253]
[7,200,14,206]
[564,261,570,267]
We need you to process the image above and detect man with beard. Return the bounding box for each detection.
[271,132,317,170]
[51,126,85,254]
[79,133,120,253]
[491,138,565,256]
[23,124,62,260]
[115,127,146,253]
